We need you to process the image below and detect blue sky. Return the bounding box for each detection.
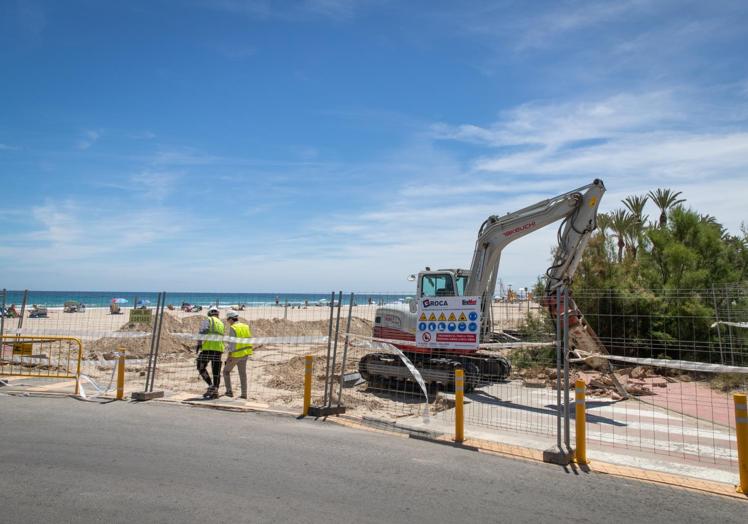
[1,0,747,292]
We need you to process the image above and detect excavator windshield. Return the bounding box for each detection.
[420,273,455,297]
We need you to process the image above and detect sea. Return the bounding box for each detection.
[0,290,412,309]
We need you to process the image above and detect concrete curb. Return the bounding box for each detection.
[326,415,748,501]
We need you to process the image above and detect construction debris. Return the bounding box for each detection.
[518,365,692,397]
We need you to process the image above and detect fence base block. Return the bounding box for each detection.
[308,405,346,417]
[543,445,573,466]
[132,390,165,401]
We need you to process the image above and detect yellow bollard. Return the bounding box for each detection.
[574,379,588,465]
[116,350,126,400]
[735,393,748,494]
[302,355,313,417]
[455,369,464,443]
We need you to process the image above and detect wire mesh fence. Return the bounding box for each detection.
[567,284,748,468]
[120,291,407,411]
[2,285,747,471]
[0,289,156,387]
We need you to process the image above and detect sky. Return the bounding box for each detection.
[1,0,747,293]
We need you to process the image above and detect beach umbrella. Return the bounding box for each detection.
[111,298,128,304]
[136,299,151,307]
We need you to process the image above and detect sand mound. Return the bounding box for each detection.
[86,315,374,360]
[88,314,193,359]
[172,314,372,338]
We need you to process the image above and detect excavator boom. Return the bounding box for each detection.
[465,179,605,334]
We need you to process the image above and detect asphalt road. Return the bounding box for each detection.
[0,395,744,523]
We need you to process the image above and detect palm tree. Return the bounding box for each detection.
[609,209,634,262]
[648,188,685,228]
[596,212,611,239]
[623,195,649,259]
[623,194,649,224]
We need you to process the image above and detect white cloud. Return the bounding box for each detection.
[130,171,183,201]
[511,0,649,51]
[432,90,748,232]
[76,130,101,150]
[204,0,366,21]
[130,130,156,140]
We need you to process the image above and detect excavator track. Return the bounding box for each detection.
[358,352,510,394]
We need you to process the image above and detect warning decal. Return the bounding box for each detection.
[416,296,481,351]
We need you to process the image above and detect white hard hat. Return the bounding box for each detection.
[226,311,239,320]
[208,306,219,315]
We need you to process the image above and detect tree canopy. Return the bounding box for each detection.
[565,189,748,364]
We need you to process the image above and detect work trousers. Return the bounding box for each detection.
[197,350,222,389]
[223,355,248,397]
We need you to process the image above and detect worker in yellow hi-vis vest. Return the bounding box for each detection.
[196,306,225,399]
[223,311,253,399]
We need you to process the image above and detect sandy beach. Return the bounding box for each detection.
[0,301,536,341]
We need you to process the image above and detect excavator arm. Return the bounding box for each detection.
[464,179,605,335]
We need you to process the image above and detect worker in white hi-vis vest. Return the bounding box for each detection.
[223,311,253,399]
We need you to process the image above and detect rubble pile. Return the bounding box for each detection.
[516,365,678,399]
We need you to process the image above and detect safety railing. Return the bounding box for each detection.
[0,335,83,393]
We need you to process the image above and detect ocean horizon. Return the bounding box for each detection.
[0,290,413,308]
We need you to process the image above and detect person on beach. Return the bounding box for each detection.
[196,306,224,399]
[223,311,253,399]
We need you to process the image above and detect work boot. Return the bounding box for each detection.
[239,394,247,400]
[225,390,234,398]
[208,388,220,400]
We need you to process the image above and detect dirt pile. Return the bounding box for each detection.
[87,314,194,359]
[264,352,331,392]
[175,314,372,337]
[86,314,374,362]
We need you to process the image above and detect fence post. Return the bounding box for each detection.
[325,291,343,409]
[116,350,126,400]
[735,393,748,494]
[455,369,465,443]
[563,287,571,451]
[303,355,313,417]
[18,289,28,332]
[336,292,354,409]
[574,379,588,465]
[149,292,166,392]
[555,287,562,451]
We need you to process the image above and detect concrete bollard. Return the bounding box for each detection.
[455,369,465,443]
[302,355,313,417]
[574,379,588,465]
[116,350,126,400]
[735,393,748,493]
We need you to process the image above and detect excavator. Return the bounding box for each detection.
[360,179,607,392]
